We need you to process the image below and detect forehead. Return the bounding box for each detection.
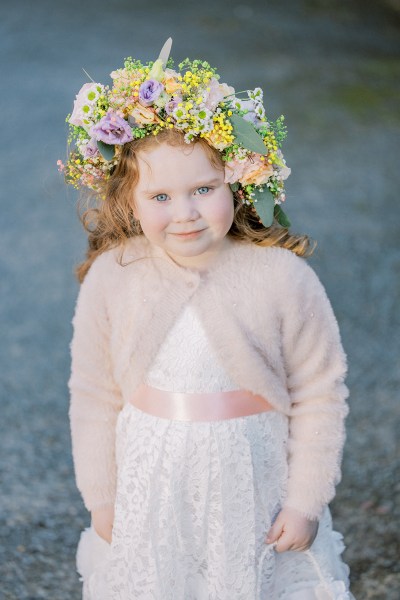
[135,142,222,190]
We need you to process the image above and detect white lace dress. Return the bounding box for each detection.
[76,302,354,600]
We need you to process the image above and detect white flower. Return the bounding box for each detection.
[189,106,213,132]
[248,87,263,102]
[184,131,196,143]
[255,103,266,119]
[232,98,255,113]
[69,83,105,131]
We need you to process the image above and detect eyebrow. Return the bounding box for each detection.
[143,178,223,196]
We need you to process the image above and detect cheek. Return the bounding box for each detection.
[208,191,234,228]
[136,205,169,234]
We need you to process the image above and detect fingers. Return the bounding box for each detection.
[274,532,312,553]
[273,530,317,552]
[265,513,284,544]
[264,507,319,553]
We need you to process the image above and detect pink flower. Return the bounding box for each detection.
[110,67,130,84]
[225,154,274,186]
[241,158,274,186]
[204,78,235,111]
[224,157,248,184]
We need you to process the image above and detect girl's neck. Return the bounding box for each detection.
[158,235,234,273]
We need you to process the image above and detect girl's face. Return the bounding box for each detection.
[131,141,234,270]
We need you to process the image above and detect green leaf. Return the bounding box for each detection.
[229,114,268,155]
[252,187,275,227]
[97,141,115,161]
[274,204,291,228]
[229,182,240,192]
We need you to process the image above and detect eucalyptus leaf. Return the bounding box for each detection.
[230,114,268,155]
[229,182,240,192]
[274,204,291,228]
[252,187,275,227]
[97,141,115,161]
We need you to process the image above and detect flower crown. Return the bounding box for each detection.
[58,38,291,228]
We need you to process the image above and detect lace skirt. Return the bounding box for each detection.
[76,403,354,599]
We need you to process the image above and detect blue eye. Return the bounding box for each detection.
[154,193,169,202]
[195,186,210,195]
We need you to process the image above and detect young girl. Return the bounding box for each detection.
[61,39,355,599]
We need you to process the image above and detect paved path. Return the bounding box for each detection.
[0,1,399,597]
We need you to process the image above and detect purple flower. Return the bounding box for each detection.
[82,137,99,158]
[90,112,133,145]
[165,96,182,116]
[139,79,164,106]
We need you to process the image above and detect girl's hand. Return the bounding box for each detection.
[265,506,319,552]
[91,505,115,544]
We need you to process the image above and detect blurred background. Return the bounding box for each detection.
[0,0,399,597]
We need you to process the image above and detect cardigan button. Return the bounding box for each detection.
[187,281,195,288]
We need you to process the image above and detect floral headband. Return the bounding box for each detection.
[58,38,291,228]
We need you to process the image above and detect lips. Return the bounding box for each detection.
[171,229,204,236]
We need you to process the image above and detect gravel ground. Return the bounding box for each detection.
[0,1,399,598]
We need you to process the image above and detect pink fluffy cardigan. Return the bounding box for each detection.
[68,235,349,520]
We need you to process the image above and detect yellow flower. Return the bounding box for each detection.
[204,129,231,150]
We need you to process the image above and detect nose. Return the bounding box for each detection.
[172,195,200,222]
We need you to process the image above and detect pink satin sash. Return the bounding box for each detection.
[130,383,275,422]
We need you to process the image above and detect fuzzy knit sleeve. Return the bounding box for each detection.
[68,255,123,511]
[277,250,350,521]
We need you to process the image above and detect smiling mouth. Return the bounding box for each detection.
[171,229,205,237]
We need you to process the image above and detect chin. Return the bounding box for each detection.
[170,246,209,258]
